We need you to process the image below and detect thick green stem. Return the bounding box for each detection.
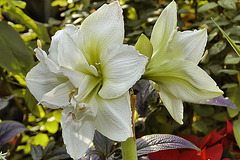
[121,137,137,160]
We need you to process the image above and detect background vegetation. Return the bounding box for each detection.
[0,0,240,159]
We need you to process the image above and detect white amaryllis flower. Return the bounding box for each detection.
[26,1,148,159]
[141,1,223,124]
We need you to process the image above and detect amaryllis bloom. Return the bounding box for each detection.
[26,1,148,159]
[140,1,223,124]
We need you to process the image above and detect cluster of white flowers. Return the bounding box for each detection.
[26,1,223,159]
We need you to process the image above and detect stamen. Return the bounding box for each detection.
[69,90,76,102]
[37,39,42,48]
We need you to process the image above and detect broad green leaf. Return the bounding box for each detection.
[135,34,153,60]
[212,18,240,57]
[218,0,236,10]
[209,41,226,55]
[224,54,240,64]
[227,87,240,109]
[222,83,238,89]
[227,107,239,118]
[0,21,33,75]
[24,89,45,118]
[198,2,218,12]
[218,69,239,75]
[32,133,49,147]
[233,119,240,148]
[233,15,240,22]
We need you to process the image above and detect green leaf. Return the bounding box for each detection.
[32,133,49,147]
[3,6,50,42]
[212,18,240,57]
[218,0,236,10]
[227,107,239,118]
[224,54,240,64]
[12,0,26,9]
[198,2,218,12]
[227,87,240,109]
[0,21,33,75]
[222,83,238,89]
[233,119,240,148]
[24,89,45,118]
[209,41,226,55]
[218,69,239,75]
[44,121,59,134]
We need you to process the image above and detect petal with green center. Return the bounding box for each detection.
[95,92,133,141]
[146,59,223,102]
[99,44,148,99]
[150,1,177,61]
[56,28,98,76]
[79,1,124,65]
[61,107,95,160]
[40,81,75,107]
[26,62,67,106]
[170,29,208,64]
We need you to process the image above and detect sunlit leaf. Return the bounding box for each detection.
[227,87,240,109]
[0,120,28,146]
[233,119,240,148]
[3,6,50,42]
[198,2,218,12]
[44,121,59,134]
[32,133,49,147]
[136,134,200,156]
[0,21,33,75]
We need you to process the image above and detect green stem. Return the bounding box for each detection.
[121,137,137,160]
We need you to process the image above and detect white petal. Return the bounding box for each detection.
[79,1,124,65]
[99,44,148,99]
[40,81,75,107]
[74,75,100,103]
[61,107,95,160]
[57,27,98,76]
[95,92,133,141]
[34,48,61,74]
[150,1,177,61]
[146,59,223,102]
[159,89,184,124]
[170,29,208,64]
[26,62,67,106]
[60,67,87,88]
